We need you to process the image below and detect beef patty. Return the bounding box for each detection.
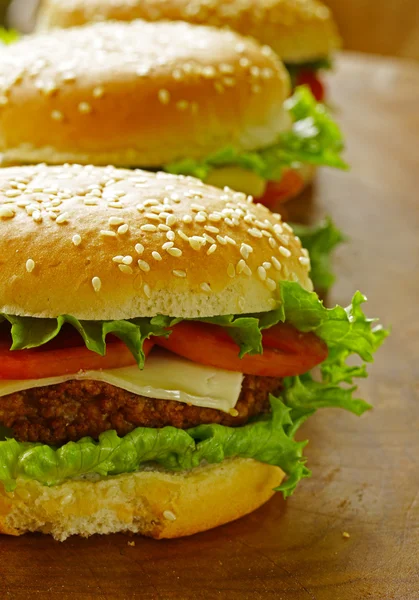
[0,375,282,445]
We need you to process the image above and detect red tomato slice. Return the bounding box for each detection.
[0,334,154,380]
[295,71,325,102]
[257,171,306,208]
[154,322,327,377]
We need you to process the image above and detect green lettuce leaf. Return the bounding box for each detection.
[166,86,347,183]
[0,28,19,45]
[0,395,309,497]
[292,218,347,291]
[0,314,169,368]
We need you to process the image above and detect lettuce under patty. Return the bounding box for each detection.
[166,86,347,183]
[0,283,387,495]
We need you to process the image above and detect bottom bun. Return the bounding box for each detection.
[0,458,284,541]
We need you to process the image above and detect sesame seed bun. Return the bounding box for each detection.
[0,458,284,540]
[0,164,312,320]
[36,0,341,63]
[0,20,291,168]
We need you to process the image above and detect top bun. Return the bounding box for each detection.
[36,0,341,63]
[0,20,290,168]
[0,164,312,320]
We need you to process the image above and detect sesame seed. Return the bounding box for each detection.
[0,206,15,218]
[216,235,227,246]
[112,255,124,263]
[173,270,186,278]
[240,243,253,260]
[152,251,162,261]
[109,216,124,226]
[135,243,144,255]
[224,236,236,246]
[158,89,170,104]
[257,266,267,281]
[236,259,246,274]
[299,256,310,266]
[208,213,222,222]
[166,230,175,241]
[51,110,64,121]
[182,215,193,224]
[263,262,272,270]
[158,223,170,231]
[279,246,292,258]
[93,86,105,98]
[201,282,212,293]
[163,510,176,521]
[243,265,252,277]
[25,259,35,273]
[167,247,182,257]
[56,212,69,224]
[84,198,98,206]
[166,215,176,227]
[266,278,277,291]
[141,224,157,232]
[92,276,102,292]
[162,241,174,250]
[269,237,277,249]
[78,102,92,114]
[177,229,189,242]
[72,234,81,246]
[176,100,189,111]
[100,229,117,237]
[272,256,282,271]
[207,244,217,255]
[108,202,123,209]
[138,259,150,272]
[227,263,236,278]
[32,210,42,223]
[273,223,283,236]
[119,264,133,274]
[248,227,263,238]
[122,256,133,265]
[204,225,219,234]
[195,212,207,223]
[203,233,215,244]
[189,236,204,251]
[118,224,129,235]
[143,284,151,298]
[5,190,20,198]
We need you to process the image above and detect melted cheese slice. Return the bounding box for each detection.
[0,349,243,413]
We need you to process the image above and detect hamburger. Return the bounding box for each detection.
[0,164,386,540]
[0,19,346,209]
[34,0,341,102]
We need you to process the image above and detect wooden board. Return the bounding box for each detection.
[0,53,418,600]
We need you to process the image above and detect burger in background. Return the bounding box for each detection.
[34,0,341,102]
[0,20,347,289]
[0,164,386,540]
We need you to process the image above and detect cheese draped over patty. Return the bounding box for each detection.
[0,349,244,413]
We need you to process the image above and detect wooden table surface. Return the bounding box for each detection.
[0,52,418,600]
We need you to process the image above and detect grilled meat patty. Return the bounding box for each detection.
[0,375,282,445]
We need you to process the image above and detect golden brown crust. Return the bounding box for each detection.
[0,164,312,320]
[0,20,290,167]
[0,459,284,540]
[36,0,341,62]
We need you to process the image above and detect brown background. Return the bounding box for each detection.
[0,52,418,600]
